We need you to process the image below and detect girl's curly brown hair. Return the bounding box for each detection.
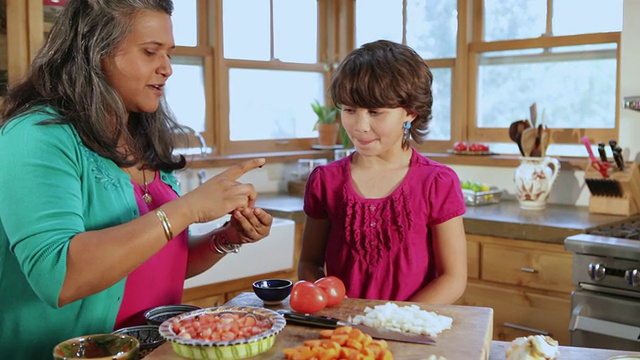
[329,40,433,147]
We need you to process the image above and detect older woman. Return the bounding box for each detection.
[0,1,272,357]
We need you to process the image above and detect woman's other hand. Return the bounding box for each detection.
[228,207,273,245]
[182,158,266,223]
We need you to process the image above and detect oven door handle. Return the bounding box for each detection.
[570,305,640,342]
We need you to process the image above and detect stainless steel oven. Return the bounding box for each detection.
[565,229,640,351]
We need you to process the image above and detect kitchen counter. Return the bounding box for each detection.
[148,336,640,360]
[146,292,640,360]
[489,341,640,360]
[256,194,631,244]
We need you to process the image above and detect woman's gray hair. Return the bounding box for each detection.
[1,0,186,171]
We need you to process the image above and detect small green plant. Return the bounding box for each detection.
[311,99,339,130]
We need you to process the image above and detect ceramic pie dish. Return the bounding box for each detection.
[158,306,286,360]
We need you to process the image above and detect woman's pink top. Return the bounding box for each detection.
[114,171,189,329]
[303,149,466,301]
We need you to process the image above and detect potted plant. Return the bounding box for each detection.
[311,99,340,146]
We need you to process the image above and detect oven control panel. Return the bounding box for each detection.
[588,262,639,286]
[575,254,640,289]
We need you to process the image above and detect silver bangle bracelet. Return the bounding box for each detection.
[209,231,241,255]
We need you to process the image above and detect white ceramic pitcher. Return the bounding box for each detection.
[514,156,560,210]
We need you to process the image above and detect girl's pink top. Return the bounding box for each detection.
[303,149,466,301]
[114,172,189,329]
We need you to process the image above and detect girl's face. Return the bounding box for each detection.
[101,10,175,115]
[341,106,415,157]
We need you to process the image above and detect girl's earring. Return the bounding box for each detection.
[402,121,411,149]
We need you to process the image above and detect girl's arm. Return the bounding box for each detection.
[408,216,467,304]
[297,216,331,281]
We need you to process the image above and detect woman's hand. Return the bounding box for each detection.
[227,207,273,245]
[181,158,266,223]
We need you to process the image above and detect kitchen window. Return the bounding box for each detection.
[212,0,327,154]
[469,0,623,156]
[355,0,458,152]
[179,0,621,157]
[354,0,622,156]
[18,0,622,158]
[163,0,211,142]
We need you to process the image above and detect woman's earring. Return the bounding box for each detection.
[402,121,411,149]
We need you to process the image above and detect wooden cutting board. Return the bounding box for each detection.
[146,292,493,360]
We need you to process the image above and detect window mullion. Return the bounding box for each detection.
[546,0,553,36]
[402,0,407,44]
[270,0,275,60]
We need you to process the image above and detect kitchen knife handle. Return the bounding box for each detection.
[279,310,341,328]
[612,146,624,171]
[597,142,607,162]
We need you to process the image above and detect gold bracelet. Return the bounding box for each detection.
[155,209,173,242]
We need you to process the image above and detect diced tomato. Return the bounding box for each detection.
[171,312,273,342]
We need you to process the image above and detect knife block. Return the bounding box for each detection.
[586,160,640,216]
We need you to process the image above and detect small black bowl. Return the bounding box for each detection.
[143,304,201,326]
[252,279,293,305]
[112,325,164,359]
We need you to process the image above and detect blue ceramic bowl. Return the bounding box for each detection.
[252,279,293,305]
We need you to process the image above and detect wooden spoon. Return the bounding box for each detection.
[509,120,530,156]
[540,129,550,157]
[509,120,523,142]
[521,127,537,157]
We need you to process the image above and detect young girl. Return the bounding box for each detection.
[298,40,467,304]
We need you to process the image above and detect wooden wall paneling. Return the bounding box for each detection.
[27,0,42,61]
[6,0,29,82]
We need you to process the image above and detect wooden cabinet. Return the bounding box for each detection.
[456,234,573,345]
[467,239,480,279]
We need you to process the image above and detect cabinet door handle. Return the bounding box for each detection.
[520,267,538,273]
[503,322,549,335]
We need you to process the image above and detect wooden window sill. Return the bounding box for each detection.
[185,151,588,172]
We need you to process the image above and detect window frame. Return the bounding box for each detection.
[210,0,347,155]
[466,0,621,147]
[17,0,620,159]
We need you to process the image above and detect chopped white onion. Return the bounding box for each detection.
[349,302,453,337]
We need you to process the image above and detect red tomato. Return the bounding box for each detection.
[314,276,346,307]
[469,143,489,152]
[289,281,328,314]
[453,141,467,151]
